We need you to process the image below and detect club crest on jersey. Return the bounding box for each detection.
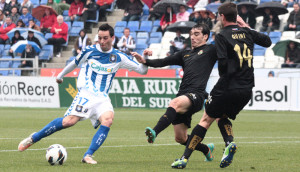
[109,54,117,63]
[75,105,83,112]
[232,28,239,31]
[198,50,203,55]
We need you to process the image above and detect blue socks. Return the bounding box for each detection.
[32,117,64,142]
[84,125,110,157]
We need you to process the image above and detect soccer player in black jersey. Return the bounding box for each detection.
[132,23,217,161]
[171,2,272,169]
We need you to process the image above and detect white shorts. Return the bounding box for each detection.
[64,88,114,128]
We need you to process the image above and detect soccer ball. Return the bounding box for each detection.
[45,144,67,165]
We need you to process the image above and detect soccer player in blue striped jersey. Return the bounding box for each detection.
[18,24,148,164]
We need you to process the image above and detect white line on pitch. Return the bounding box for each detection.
[1,140,300,153]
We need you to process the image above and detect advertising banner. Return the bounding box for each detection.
[0,77,60,108]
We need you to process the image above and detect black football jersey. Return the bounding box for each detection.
[214,25,272,90]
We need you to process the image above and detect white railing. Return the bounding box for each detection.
[0,56,39,76]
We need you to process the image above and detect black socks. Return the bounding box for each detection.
[153,107,177,135]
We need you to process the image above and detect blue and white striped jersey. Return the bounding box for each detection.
[75,44,147,96]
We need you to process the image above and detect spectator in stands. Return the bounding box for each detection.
[16,19,25,27]
[260,8,280,32]
[176,5,190,22]
[158,6,176,33]
[148,0,161,22]
[199,11,212,29]
[190,11,201,23]
[282,0,294,8]
[167,30,185,56]
[122,0,143,22]
[268,70,274,77]
[47,0,62,15]
[9,30,24,57]
[284,3,300,31]
[28,20,40,32]
[4,0,20,16]
[68,0,84,22]
[0,16,16,44]
[73,29,92,56]
[8,7,20,24]
[19,7,33,27]
[0,0,7,12]
[282,41,300,68]
[82,0,97,32]
[19,0,33,13]
[40,8,57,34]
[238,5,256,29]
[117,28,136,55]
[48,15,68,58]
[96,0,113,21]
[19,44,37,75]
[27,30,42,48]
[0,9,6,25]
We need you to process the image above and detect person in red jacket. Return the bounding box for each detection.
[48,15,68,58]
[158,6,176,34]
[96,0,113,21]
[0,16,16,44]
[68,0,84,22]
[40,8,57,34]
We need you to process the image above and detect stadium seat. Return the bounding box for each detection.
[127,21,139,32]
[137,32,149,40]
[260,0,271,4]
[40,0,47,5]
[115,26,125,33]
[115,21,127,28]
[63,10,69,16]
[0,61,10,76]
[4,44,10,50]
[152,26,159,32]
[150,32,162,39]
[86,9,99,23]
[270,37,280,44]
[269,31,282,38]
[139,21,152,32]
[136,43,148,50]
[65,21,71,32]
[31,0,39,6]
[281,31,296,40]
[115,32,123,39]
[42,45,54,59]
[153,20,160,27]
[136,38,148,45]
[39,50,51,60]
[130,32,137,40]
[106,0,115,12]
[9,61,21,76]
[70,21,84,36]
[149,38,161,44]
[45,33,53,40]
[140,15,149,21]
[143,4,149,15]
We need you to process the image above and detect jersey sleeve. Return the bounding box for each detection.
[249,29,272,48]
[74,46,94,66]
[145,51,184,67]
[119,53,148,75]
[215,34,228,60]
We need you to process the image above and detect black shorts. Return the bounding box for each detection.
[172,92,206,128]
[205,88,252,120]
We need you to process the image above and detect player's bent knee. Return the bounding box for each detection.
[62,116,79,128]
[101,118,113,127]
[175,136,186,144]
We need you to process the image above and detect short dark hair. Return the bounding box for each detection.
[218,2,237,23]
[98,23,114,37]
[192,23,210,41]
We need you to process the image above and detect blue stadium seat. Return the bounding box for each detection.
[39,50,51,60]
[143,4,149,15]
[270,37,280,44]
[0,61,10,76]
[260,0,271,3]
[127,21,139,32]
[136,43,148,50]
[137,32,149,40]
[269,31,282,38]
[65,21,71,32]
[115,21,127,27]
[42,45,54,58]
[63,10,69,16]
[72,21,84,27]
[31,0,39,6]
[62,36,69,47]
[149,38,161,44]
[4,44,11,50]
[0,44,4,55]
[45,33,53,40]
[150,32,162,39]
[70,22,84,36]
[2,50,9,56]
[86,9,99,23]
[115,26,125,33]
[140,15,149,21]
[115,32,123,38]
[152,26,159,32]
[130,32,137,40]
[40,0,47,5]
[253,49,266,56]
[106,0,116,12]
[153,20,160,27]
[136,38,148,45]
[139,21,152,32]
[9,61,21,76]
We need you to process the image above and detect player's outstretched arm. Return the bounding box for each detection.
[131,52,146,64]
[237,15,250,28]
[56,60,78,84]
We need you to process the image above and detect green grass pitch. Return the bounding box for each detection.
[0,108,300,172]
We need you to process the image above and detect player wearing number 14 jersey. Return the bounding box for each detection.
[171,2,271,169]
[18,24,148,164]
